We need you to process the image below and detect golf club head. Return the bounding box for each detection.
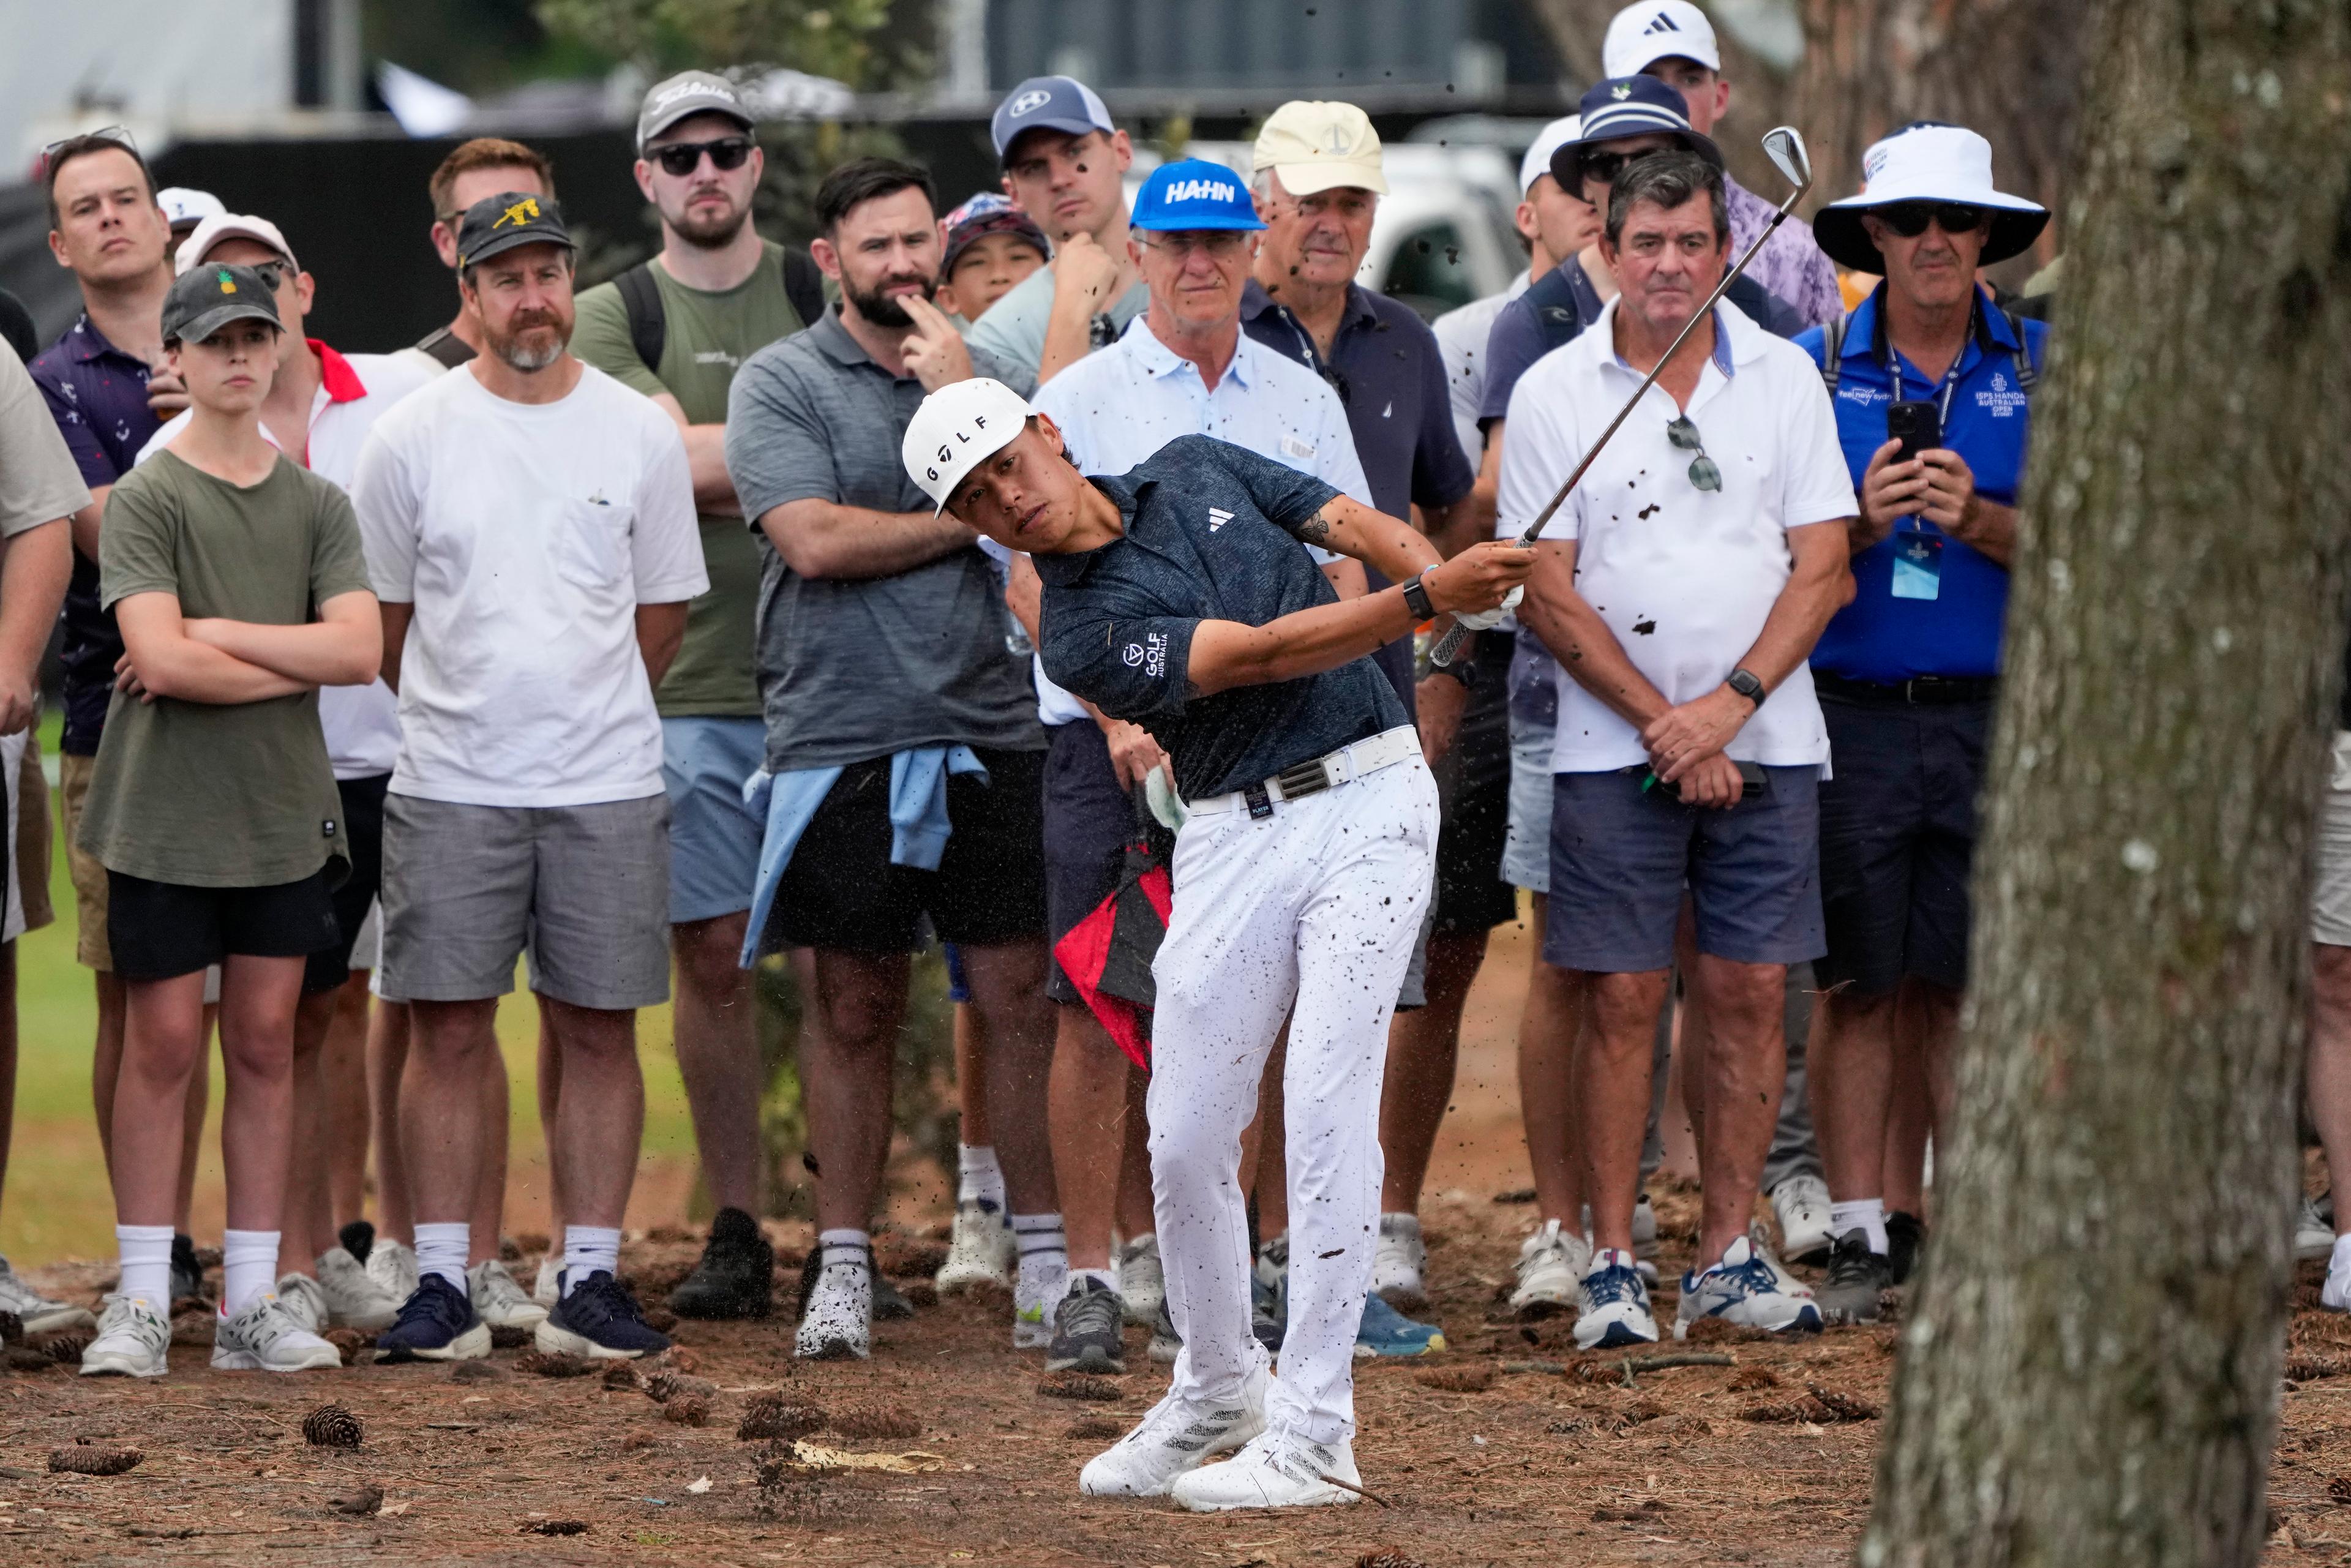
[1763,126,1812,195]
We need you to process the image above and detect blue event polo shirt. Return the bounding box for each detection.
[1035,434,1408,803]
[1797,283,2047,685]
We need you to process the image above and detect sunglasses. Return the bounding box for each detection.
[650,135,756,177]
[1874,202,1991,238]
[1665,415,1722,493]
[247,259,296,290]
[1135,231,1252,260]
[40,124,137,163]
[1578,146,1670,189]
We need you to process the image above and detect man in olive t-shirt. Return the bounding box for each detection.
[565,71,811,1320]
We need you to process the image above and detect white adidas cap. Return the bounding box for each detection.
[1603,1,1722,78]
[902,378,1035,515]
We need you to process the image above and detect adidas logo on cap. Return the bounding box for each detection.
[1643,10,1682,31]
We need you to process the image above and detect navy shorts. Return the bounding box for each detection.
[1043,721,1133,1005]
[1815,692,1989,994]
[1544,765,1824,973]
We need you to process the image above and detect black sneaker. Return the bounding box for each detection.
[666,1207,775,1319]
[377,1273,490,1362]
[796,1243,911,1319]
[1046,1277,1126,1374]
[170,1234,203,1303]
[537,1270,672,1360]
[337,1219,376,1267]
[1885,1211,1924,1285]
[1815,1230,1892,1325]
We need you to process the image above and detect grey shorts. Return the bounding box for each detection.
[1502,708,1556,893]
[378,792,672,1011]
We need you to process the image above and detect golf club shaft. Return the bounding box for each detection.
[1427,200,1804,669]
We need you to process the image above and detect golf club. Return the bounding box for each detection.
[1428,126,1815,667]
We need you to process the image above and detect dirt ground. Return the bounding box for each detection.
[5,918,2349,1565]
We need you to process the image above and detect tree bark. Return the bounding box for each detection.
[1863,5,2351,1566]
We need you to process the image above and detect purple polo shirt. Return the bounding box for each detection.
[1239,279,1476,710]
[28,314,164,755]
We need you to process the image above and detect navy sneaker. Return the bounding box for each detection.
[1354,1292,1446,1357]
[376,1272,490,1362]
[536,1270,672,1360]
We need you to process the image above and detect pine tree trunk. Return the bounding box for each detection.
[1863,5,2351,1566]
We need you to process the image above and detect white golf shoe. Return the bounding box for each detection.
[1169,1427,1362,1512]
[1079,1365,1268,1498]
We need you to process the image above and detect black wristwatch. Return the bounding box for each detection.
[1727,667,1766,708]
[1401,571,1436,620]
[1434,657,1479,689]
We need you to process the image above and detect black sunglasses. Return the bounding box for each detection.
[247,259,296,291]
[1875,202,1991,238]
[1665,415,1722,493]
[41,124,137,162]
[1577,146,1670,189]
[650,135,755,177]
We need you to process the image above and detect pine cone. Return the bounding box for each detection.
[1727,1365,1780,1391]
[489,1324,534,1350]
[601,1362,644,1392]
[50,1442,143,1475]
[452,1360,504,1383]
[321,1328,369,1367]
[737,1394,826,1442]
[828,1401,920,1441]
[1355,1554,1432,1568]
[302,1403,364,1449]
[518,1519,590,1536]
[36,1330,94,1365]
[1037,1375,1122,1402]
[1415,1364,1493,1394]
[514,1351,594,1378]
[1061,1416,1123,1441]
[662,1395,711,1427]
[643,1371,716,1403]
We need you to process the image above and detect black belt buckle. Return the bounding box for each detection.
[1273,758,1332,803]
[1243,781,1273,820]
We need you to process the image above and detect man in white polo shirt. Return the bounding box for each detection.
[1507,151,1854,1349]
[354,192,706,1364]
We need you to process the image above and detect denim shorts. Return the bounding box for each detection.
[1544,765,1824,973]
[661,716,767,925]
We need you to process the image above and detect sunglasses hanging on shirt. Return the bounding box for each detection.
[651,136,756,177]
[1665,415,1723,493]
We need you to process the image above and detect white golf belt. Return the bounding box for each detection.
[1184,724,1422,816]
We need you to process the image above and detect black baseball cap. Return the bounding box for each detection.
[454,191,576,271]
[160,262,283,345]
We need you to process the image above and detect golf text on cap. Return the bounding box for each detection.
[924,410,1000,486]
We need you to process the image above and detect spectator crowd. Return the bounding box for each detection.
[0,0,2328,1516]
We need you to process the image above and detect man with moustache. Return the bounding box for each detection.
[353,193,706,1363]
[724,160,1054,1361]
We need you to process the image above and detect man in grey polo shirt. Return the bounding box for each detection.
[724,159,1056,1362]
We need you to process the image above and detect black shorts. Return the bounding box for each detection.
[1431,638,1518,936]
[302,773,389,996]
[763,745,1049,955]
[107,866,341,983]
[1042,722,1136,1005]
[1814,691,1990,995]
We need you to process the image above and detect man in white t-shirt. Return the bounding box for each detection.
[1506,152,1854,1350]
[353,193,706,1364]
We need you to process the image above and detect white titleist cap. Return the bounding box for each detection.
[1603,1,1722,78]
[157,187,227,231]
[902,378,1034,515]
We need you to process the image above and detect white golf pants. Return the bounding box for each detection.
[1147,746,1439,1446]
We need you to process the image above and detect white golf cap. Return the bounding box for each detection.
[1603,1,1722,78]
[1813,122,2049,272]
[1253,100,1389,198]
[1518,116,1582,197]
[903,378,1035,515]
[157,187,227,232]
[175,212,298,277]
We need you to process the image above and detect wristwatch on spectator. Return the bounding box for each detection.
[1727,667,1766,708]
[1434,657,1479,689]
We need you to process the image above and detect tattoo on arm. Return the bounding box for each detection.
[1296,508,1333,547]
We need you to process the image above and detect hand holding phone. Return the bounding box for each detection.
[1886,399,1942,463]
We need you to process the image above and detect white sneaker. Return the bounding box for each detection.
[1632,1194,1659,1258]
[1675,1234,1823,1339]
[1079,1365,1268,1497]
[470,1259,549,1330]
[274,1273,331,1334]
[315,1247,402,1330]
[1771,1174,1834,1264]
[366,1238,419,1302]
[1573,1248,1659,1349]
[2326,1238,2351,1312]
[1013,1268,1060,1350]
[0,1255,96,1335]
[212,1294,342,1372]
[533,1256,561,1307]
[1509,1219,1592,1317]
[79,1294,171,1378]
[936,1199,1015,1294]
[2300,1194,2337,1262]
[1169,1427,1360,1512]
[1370,1213,1427,1308]
[1117,1233,1165,1327]
[795,1255,872,1360]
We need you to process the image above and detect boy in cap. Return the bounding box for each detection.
[936,193,1051,324]
[902,380,1529,1508]
[77,263,383,1378]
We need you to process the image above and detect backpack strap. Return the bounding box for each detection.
[781,246,826,330]
[2000,303,2038,397]
[414,326,474,370]
[614,261,666,374]
[1818,311,1848,396]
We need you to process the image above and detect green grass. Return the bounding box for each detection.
[0,714,700,1268]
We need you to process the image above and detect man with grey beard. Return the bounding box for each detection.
[352,192,708,1363]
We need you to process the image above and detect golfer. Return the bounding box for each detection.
[900,380,1531,1510]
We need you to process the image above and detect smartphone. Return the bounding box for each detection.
[1886,400,1941,462]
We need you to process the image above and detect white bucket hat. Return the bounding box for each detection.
[1813,122,2048,272]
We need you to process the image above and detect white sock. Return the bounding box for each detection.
[561,1226,623,1296]
[1011,1212,1066,1299]
[816,1227,871,1267]
[1062,1266,1118,1302]
[957,1144,1005,1211]
[1829,1198,1889,1257]
[115,1225,175,1307]
[414,1221,470,1294]
[221,1229,280,1317]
